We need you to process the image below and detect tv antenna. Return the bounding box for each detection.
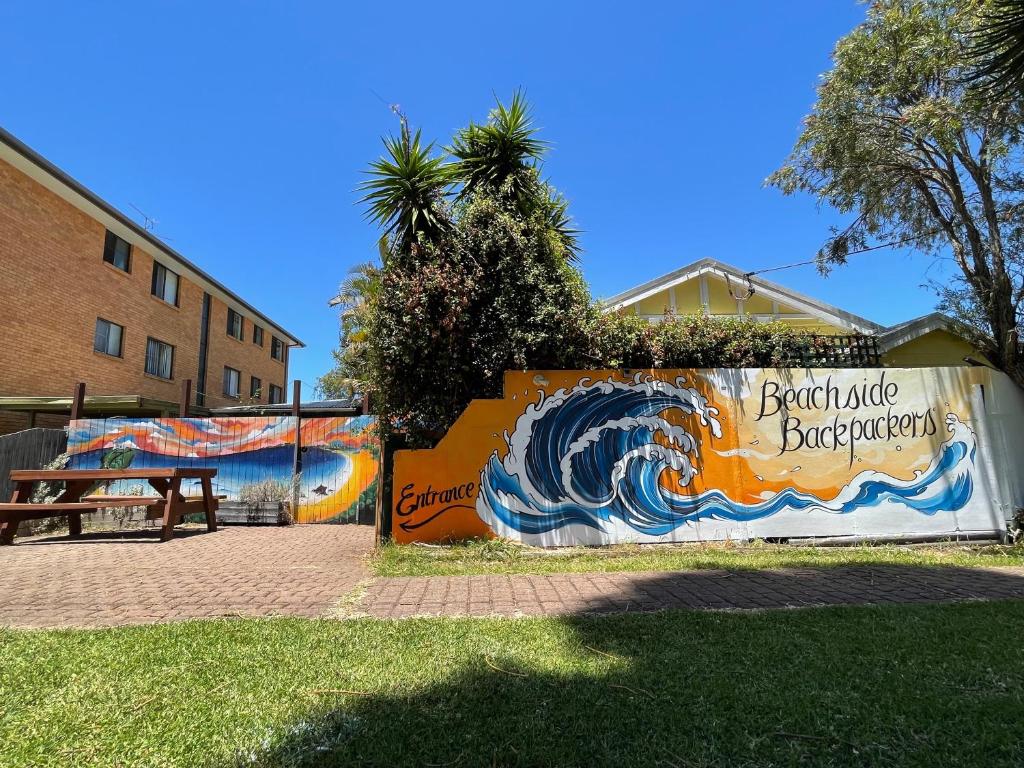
[129,203,158,232]
[370,88,409,139]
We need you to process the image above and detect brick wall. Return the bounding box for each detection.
[204,296,289,407]
[0,158,290,411]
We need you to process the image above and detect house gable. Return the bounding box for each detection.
[604,258,882,334]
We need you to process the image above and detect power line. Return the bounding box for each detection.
[747,200,1024,281]
[748,227,946,279]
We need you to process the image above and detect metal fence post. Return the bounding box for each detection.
[292,380,302,516]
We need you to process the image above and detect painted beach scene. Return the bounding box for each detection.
[66,416,378,523]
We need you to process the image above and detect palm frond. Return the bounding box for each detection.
[970,0,1024,93]
[448,90,548,198]
[541,188,581,263]
[358,129,453,253]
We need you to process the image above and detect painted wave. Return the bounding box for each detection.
[476,374,976,538]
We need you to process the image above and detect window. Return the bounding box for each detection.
[144,337,174,379]
[271,335,285,361]
[253,325,264,346]
[102,230,131,272]
[250,376,262,400]
[151,262,179,305]
[223,366,241,398]
[227,308,244,340]
[93,318,123,357]
[268,384,283,404]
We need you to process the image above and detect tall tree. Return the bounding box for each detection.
[352,94,593,445]
[449,91,581,261]
[358,124,452,259]
[769,0,1024,386]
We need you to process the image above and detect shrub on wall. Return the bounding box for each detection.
[651,313,813,369]
[585,312,833,370]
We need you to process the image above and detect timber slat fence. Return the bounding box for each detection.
[0,428,68,502]
[65,416,379,525]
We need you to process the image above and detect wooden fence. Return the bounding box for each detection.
[0,428,68,502]
[66,416,379,524]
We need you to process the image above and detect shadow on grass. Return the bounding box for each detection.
[223,567,1024,768]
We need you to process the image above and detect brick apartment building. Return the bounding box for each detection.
[0,127,303,434]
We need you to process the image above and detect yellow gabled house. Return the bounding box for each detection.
[603,257,987,368]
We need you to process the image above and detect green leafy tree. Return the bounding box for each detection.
[357,93,592,445]
[318,259,381,399]
[769,0,1024,386]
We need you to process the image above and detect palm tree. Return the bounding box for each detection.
[320,260,382,398]
[540,186,582,263]
[358,125,452,258]
[971,0,1024,92]
[449,92,581,261]
[448,90,548,201]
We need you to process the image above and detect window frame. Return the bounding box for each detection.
[226,308,244,340]
[253,325,264,347]
[150,262,180,306]
[93,317,124,358]
[270,335,285,362]
[223,366,241,398]
[250,375,262,400]
[102,230,132,273]
[268,384,283,404]
[144,337,175,380]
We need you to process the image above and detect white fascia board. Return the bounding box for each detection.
[606,260,878,333]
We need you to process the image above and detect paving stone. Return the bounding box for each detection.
[356,565,1024,619]
[0,526,373,628]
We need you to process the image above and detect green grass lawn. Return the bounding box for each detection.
[3,602,1024,767]
[374,537,1024,577]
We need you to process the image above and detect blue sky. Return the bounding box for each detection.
[0,2,957,392]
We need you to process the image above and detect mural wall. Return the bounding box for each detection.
[67,416,378,524]
[393,368,1013,545]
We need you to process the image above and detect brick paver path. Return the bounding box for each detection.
[0,525,373,628]
[355,565,1024,618]
[6,527,1024,628]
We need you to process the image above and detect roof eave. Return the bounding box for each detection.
[603,257,884,334]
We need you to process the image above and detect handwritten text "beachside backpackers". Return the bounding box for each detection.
[754,372,938,464]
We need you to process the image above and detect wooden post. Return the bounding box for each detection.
[69,382,86,421]
[180,379,192,418]
[361,391,371,415]
[292,380,302,516]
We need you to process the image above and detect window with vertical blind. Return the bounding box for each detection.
[253,325,264,346]
[144,338,174,379]
[268,384,283,404]
[93,318,123,357]
[223,367,241,398]
[250,376,262,399]
[271,335,285,361]
[227,308,244,340]
[151,262,179,305]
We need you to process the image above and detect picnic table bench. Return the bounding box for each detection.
[0,467,219,544]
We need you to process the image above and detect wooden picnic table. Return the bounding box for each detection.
[0,467,219,544]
